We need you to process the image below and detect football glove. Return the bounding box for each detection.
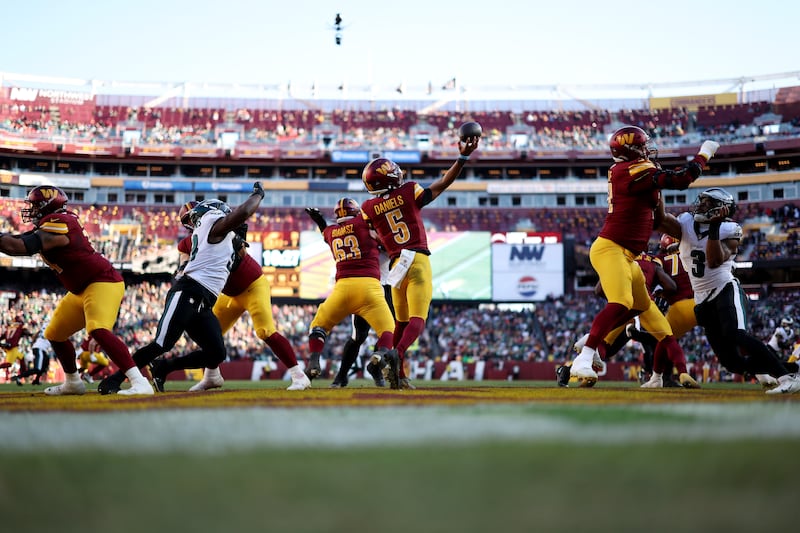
[697,140,720,161]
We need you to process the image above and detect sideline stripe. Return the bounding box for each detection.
[1,403,799,453]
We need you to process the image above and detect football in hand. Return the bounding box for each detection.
[458,121,482,141]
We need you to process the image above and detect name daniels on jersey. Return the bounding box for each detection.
[373,195,405,215]
[330,224,354,238]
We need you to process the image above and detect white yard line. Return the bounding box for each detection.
[1,403,798,453]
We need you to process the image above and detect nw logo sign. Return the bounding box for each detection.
[509,245,545,262]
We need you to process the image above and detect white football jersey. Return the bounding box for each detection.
[183,210,235,297]
[32,322,51,351]
[676,212,742,303]
[768,326,792,352]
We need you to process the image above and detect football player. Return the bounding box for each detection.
[766,317,795,361]
[304,198,398,386]
[175,201,310,392]
[657,187,800,394]
[11,319,53,386]
[360,132,479,389]
[328,248,393,388]
[0,185,153,395]
[77,335,110,384]
[98,183,266,393]
[1,315,30,381]
[568,126,720,386]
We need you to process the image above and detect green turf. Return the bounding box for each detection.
[1,380,796,533]
[1,441,796,533]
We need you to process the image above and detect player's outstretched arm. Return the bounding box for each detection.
[210,182,265,240]
[428,136,480,200]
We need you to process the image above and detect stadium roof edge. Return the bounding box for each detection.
[3,70,800,103]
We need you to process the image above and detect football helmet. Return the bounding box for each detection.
[609,126,655,162]
[187,199,230,227]
[334,197,361,222]
[21,185,69,224]
[178,201,199,231]
[659,234,679,253]
[362,158,404,195]
[692,187,736,223]
[781,317,794,328]
[202,199,232,214]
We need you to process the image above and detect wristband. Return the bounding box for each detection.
[708,222,721,240]
[457,155,469,162]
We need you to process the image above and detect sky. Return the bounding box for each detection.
[2,0,799,100]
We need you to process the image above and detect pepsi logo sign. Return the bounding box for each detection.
[517,276,538,297]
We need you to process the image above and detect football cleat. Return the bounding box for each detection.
[330,376,348,388]
[399,378,416,390]
[679,372,701,389]
[569,354,598,386]
[97,372,125,395]
[44,380,86,396]
[118,376,154,396]
[305,352,322,380]
[188,370,225,392]
[148,361,168,393]
[366,355,387,387]
[379,349,401,390]
[591,351,604,373]
[755,374,779,390]
[765,373,800,395]
[287,371,311,391]
[641,373,663,388]
[556,365,570,387]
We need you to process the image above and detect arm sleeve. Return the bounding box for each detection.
[650,160,703,190]
[306,209,328,231]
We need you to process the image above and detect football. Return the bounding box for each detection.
[458,121,482,141]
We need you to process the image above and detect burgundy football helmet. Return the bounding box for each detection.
[609,126,654,162]
[333,197,361,222]
[178,201,199,230]
[659,234,679,253]
[362,158,404,195]
[21,185,69,224]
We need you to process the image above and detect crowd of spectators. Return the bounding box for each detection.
[3,197,799,268]
[2,97,799,152]
[3,280,797,383]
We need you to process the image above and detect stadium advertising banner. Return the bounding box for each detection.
[251,231,301,297]
[124,180,193,191]
[299,231,492,300]
[330,150,371,163]
[491,232,564,301]
[383,150,421,164]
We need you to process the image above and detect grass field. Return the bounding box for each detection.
[1,379,798,533]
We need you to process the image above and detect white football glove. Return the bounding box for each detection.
[697,140,720,161]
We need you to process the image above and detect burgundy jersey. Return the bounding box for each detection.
[38,211,122,293]
[599,160,661,254]
[178,235,261,296]
[656,251,694,305]
[361,181,430,261]
[178,235,191,255]
[636,256,659,298]
[323,215,381,281]
[222,253,262,296]
[80,336,102,354]
[1,322,29,348]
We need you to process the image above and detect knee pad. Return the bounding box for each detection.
[309,326,328,343]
